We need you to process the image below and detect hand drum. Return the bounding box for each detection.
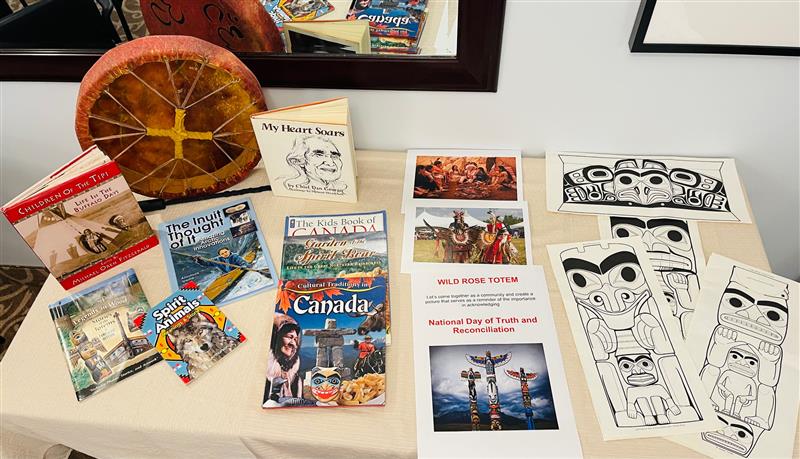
[75,35,267,199]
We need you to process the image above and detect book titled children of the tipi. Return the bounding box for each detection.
[1,146,158,289]
[250,98,357,203]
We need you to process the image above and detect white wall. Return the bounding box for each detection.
[1,1,798,279]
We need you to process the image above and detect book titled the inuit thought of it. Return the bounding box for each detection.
[49,269,161,401]
[158,198,276,306]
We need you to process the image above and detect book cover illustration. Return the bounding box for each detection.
[49,269,161,401]
[347,0,427,38]
[281,211,388,280]
[142,283,246,384]
[263,0,334,28]
[159,198,276,306]
[252,117,357,202]
[264,277,387,408]
[4,161,158,289]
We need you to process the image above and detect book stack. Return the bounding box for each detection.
[262,211,390,408]
[346,0,428,54]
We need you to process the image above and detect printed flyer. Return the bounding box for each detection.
[411,265,581,458]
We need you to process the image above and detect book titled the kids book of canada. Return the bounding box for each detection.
[2,146,158,289]
[158,198,276,306]
[264,277,387,408]
[49,269,161,401]
[142,283,246,384]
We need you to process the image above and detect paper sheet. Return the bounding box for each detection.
[401,200,532,273]
[598,215,706,338]
[546,152,751,223]
[671,254,799,458]
[411,265,582,458]
[547,238,719,440]
[402,149,524,214]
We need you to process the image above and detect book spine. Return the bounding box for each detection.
[2,161,122,225]
[58,234,159,289]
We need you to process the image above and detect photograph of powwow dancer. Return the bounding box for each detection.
[429,343,559,432]
[413,207,527,265]
[412,155,518,201]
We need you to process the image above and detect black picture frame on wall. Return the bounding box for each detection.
[630,0,800,57]
[0,0,506,92]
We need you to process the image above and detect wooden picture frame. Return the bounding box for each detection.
[630,0,800,57]
[0,0,506,92]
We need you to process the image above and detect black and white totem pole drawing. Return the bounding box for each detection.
[558,241,704,428]
[466,351,511,431]
[699,266,789,457]
[460,368,482,431]
[606,217,703,337]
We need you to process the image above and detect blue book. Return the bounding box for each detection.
[158,198,277,306]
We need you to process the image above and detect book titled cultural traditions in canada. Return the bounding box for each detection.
[264,277,387,408]
[250,98,358,203]
[347,0,427,38]
[142,283,246,384]
[158,198,276,306]
[49,269,161,401]
[2,146,158,289]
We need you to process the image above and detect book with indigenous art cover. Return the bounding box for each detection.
[2,146,158,289]
[158,198,276,306]
[263,0,334,29]
[49,269,161,401]
[141,282,246,384]
[263,277,387,408]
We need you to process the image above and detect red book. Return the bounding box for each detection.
[2,146,158,289]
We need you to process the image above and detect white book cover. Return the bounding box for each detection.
[411,265,582,458]
[251,118,357,202]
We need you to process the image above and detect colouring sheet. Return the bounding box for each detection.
[599,215,706,338]
[548,238,719,439]
[411,265,581,458]
[546,152,751,223]
[672,254,799,458]
[402,149,524,214]
[401,200,532,273]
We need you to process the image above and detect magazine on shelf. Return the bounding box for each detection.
[158,198,276,306]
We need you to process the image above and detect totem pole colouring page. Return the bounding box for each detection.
[673,254,799,458]
[546,152,751,223]
[547,238,719,440]
[598,215,706,339]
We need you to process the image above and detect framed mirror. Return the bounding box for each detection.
[0,0,506,91]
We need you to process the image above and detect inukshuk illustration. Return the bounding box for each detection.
[304,318,356,378]
[466,351,511,430]
[505,367,538,430]
[460,368,482,430]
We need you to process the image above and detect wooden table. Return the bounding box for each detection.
[1,151,795,458]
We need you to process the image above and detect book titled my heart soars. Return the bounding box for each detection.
[250,98,358,203]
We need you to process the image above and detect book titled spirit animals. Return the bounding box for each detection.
[251,98,357,203]
[142,282,246,384]
[1,146,158,289]
[49,269,161,401]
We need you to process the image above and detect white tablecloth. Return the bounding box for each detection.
[2,151,794,459]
